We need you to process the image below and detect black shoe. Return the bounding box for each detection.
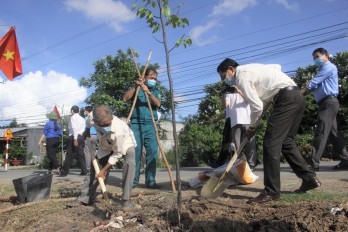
[66,200,91,208]
[79,172,88,176]
[58,171,67,177]
[332,163,348,170]
[246,191,280,204]
[308,165,319,172]
[146,184,161,189]
[294,177,321,193]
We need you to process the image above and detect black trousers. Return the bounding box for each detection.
[46,137,60,170]
[310,96,348,168]
[263,89,315,195]
[215,118,233,167]
[62,135,87,174]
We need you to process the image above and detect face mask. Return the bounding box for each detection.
[147,80,156,88]
[96,125,111,134]
[314,57,324,67]
[224,77,235,86]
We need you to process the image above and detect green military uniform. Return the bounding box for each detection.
[130,87,161,187]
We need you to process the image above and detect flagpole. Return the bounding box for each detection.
[61,104,64,165]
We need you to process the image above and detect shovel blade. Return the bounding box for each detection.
[200,174,231,199]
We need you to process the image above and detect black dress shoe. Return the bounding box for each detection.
[308,165,319,172]
[294,176,321,193]
[332,163,348,170]
[146,184,161,189]
[246,191,280,204]
[79,172,88,176]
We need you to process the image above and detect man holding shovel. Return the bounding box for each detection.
[217,58,321,204]
[123,68,162,189]
[67,105,136,209]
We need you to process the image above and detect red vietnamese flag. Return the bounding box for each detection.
[0,27,22,80]
[53,105,62,119]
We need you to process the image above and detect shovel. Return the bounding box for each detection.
[200,137,248,198]
[200,103,271,199]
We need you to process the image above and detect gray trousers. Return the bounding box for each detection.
[84,135,98,171]
[311,96,348,168]
[78,147,136,203]
[231,124,258,168]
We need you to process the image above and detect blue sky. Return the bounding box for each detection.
[0,0,347,125]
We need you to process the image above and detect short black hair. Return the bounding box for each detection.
[312,48,328,57]
[145,68,158,76]
[217,58,240,73]
[84,106,93,113]
[71,105,79,113]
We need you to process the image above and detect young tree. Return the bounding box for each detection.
[133,0,192,224]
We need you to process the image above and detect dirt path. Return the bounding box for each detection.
[0,162,347,231]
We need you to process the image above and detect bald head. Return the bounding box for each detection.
[93,105,113,127]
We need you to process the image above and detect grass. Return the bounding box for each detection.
[278,191,348,204]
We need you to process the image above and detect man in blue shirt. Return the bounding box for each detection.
[301,48,348,171]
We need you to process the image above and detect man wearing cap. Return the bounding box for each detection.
[301,47,348,171]
[38,111,62,174]
[217,58,321,204]
[59,105,87,176]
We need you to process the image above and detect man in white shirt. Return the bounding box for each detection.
[59,105,87,176]
[217,58,321,204]
[67,105,136,209]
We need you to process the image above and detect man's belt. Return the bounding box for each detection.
[273,86,299,102]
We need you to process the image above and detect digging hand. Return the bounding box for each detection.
[245,127,256,140]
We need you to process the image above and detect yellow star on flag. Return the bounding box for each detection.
[3,49,15,61]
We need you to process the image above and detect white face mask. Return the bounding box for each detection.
[95,125,111,134]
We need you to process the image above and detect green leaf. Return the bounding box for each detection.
[182,18,189,26]
[164,6,171,17]
[132,3,137,9]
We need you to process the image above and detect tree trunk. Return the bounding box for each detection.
[158,0,182,226]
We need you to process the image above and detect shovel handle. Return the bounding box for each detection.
[92,158,108,200]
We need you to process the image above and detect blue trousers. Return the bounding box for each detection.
[131,122,158,187]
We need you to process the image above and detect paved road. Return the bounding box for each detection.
[0,161,346,190]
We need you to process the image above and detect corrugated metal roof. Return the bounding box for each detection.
[0,127,43,138]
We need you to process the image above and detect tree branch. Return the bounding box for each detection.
[169,34,185,53]
[152,35,164,44]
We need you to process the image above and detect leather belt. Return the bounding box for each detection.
[318,95,336,105]
[273,86,299,102]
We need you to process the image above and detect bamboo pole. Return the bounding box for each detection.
[125,49,152,124]
[129,49,176,192]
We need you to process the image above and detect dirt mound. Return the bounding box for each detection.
[1,192,347,232]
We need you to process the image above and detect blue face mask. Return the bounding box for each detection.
[96,125,111,134]
[224,77,235,86]
[314,57,324,67]
[147,80,156,88]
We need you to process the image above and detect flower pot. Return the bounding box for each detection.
[11,160,22,166]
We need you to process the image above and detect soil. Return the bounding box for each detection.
[0,181,348,232]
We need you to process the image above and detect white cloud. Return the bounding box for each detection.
[212,0,258,17]
[64,0,136,32]
[274,0,299,11]
[0,70,87,125]
[190,20,220,47]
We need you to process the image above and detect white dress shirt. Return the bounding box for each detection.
[69,113,86,139]
[86,114,136,165]
[235,64,297,127]
[225,93,251,128]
